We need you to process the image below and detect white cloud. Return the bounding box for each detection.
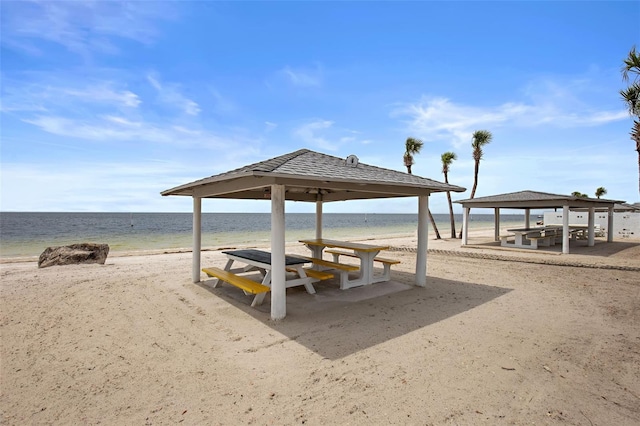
[209,88,237,114]
[0,159,197,212]
[1,1,174,56]
[1,79,141,112]
[147,74,201,116]
[103,115,142,127]
[23,115,166,143]
[2,73,258,153]
[20,114,238,150]
[292,120,377,151]
[394,78,628,148]
[67,86,141,108]
[280,65,322,87]
[292,120,337,151]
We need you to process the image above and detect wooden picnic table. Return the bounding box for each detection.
[222,249,317,294]
[504,227,545,248]
[299,239,394,289]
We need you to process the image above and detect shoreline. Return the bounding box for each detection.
[4,227,638,271]
[0,213,526,259]
[0,226,509,264]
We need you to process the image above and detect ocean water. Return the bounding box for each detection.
[0,212,525,258]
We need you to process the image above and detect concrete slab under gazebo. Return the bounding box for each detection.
[455,190,626,254]
[162,149,465,320]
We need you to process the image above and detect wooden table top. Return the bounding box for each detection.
[222,249,309,266]
[299,239,389,252]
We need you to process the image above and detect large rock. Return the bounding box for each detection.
[38,243,110,268]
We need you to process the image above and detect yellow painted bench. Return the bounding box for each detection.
[286,267,334,281]
[295,255,359,271]
[295,255,358,288]
[325,249,401,265]
[202,267,269,307]
[324,249,400,283]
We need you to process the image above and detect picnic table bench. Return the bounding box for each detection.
[325,249,400,283]
[202,267,270,307]
[299,239,396,289]
[202,249,328,307]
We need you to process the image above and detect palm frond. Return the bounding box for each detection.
[620,83,640,117]
[622,45,640,82]
[472,130,492,161]
[631,120,640,153]
[441,151,457,174]
[405,137,424,155]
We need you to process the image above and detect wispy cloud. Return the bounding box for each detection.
[0,159,199,211]
[209,88,237,114]
[293,120,337,151]
[280,65,323,87]
[147,74,201,116]
[393,97,526,147]
[292,120,374,151]
[1,72,258,153]
[394,96,627,149]
[1,1,174,57]
[21,114,239,150]
[1,76,141,114]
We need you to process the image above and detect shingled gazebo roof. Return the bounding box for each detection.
[455,190,624,209]
[162,149,465,202]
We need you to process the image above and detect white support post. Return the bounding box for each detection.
[270,185,286,320]
[461,207,469,245]
[315,197,323,240]
[525,209,530,229]
[192,197,202,283]
[494,207,500,241]
[562,205,570,254]
[607,206,614,242]
[416,195,429,287]
[588,206,595,247]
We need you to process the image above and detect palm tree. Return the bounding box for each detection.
[595,187,607,199]
[403,137,423,174]
[460,130,492,238]
[403,137,441,239]
[572,191,589,198]
[620,45,640,194]
[470,130,493,199]
[441,151,457,238]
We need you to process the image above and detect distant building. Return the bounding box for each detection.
[543,203,640,240]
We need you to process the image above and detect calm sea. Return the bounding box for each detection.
[0,212,525,258]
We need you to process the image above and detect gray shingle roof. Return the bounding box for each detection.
[455,190,624,208]
[162,149,465,201]
[456,190,572,203]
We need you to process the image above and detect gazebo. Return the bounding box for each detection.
[162,149,465,320]
[455,190,625,253]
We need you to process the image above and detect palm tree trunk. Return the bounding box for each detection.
[459,160,481,238]
[428,209,441,239]
[470,160,480,199]
[445,191,456,238]
[633,120,640,194]
[443,171,456,238]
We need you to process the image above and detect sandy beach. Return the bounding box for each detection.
[1,231,639,425]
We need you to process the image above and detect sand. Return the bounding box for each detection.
[1,231,639,425]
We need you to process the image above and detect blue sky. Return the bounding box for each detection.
[1,1,639,214]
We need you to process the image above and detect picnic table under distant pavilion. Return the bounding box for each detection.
[455,190,625,254]
[162,149,465,320]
